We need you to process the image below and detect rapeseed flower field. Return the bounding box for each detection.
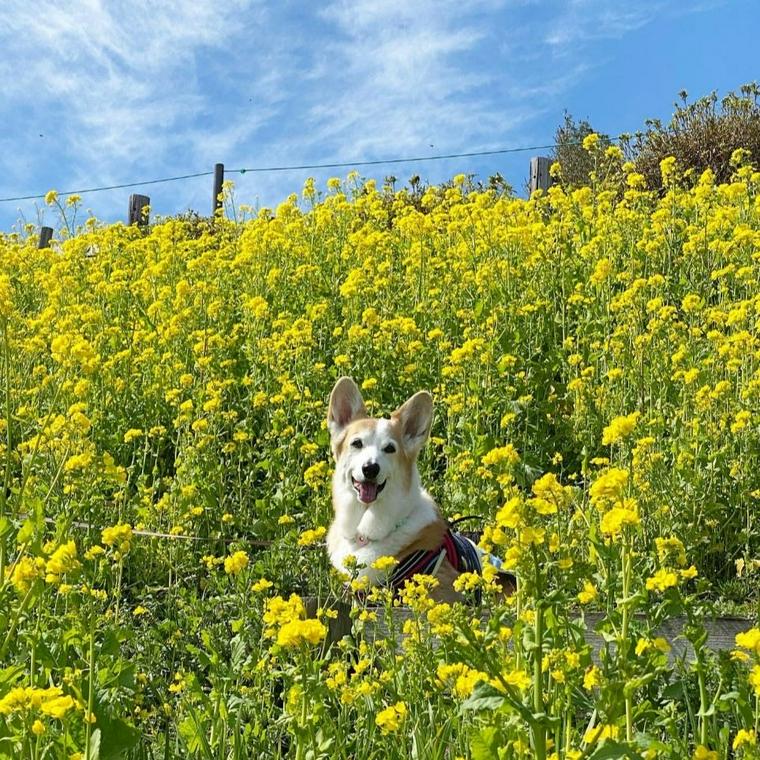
[0,143,758,758]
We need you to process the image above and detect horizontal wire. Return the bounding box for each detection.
[0,171,215,204]
[230,141,593,174]
[18,513,315,549]
[0,137,614,204]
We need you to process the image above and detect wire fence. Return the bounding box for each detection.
[0,137,617,204]
[20,514,281,548]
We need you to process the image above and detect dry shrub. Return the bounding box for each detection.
[631,82,760,189]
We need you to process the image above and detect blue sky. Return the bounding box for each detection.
[0,0,758,232]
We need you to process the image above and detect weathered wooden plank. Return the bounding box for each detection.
[582,612,750,663]
[356,606,753,663]
[38,226,53,249]
[529,156,551,194]
[212,163,224,216]
[128,194,150,226]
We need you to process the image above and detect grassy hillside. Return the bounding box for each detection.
[0,148,758,758]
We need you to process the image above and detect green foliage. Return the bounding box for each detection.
[632,83,760,190]
[551,111,612,188]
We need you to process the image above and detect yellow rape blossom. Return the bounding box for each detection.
[275,618,327,648]
[735,628,760,656]
[583,724,619,745]
[101,523,133,555]
[371,556,398,573]
[589,468,628,508]
[45,541,81,585]
[224,550,249,575]
[577,581,598,605]
[599,500,640,537]
[297,526,327,546]
[602,411,641,445]
[375,702,407,734]
[751,665,760,696]
[645,568,679,593]
[733,730,757,751]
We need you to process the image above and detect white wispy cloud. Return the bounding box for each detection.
[542,0,721,53]
[0,1,277,193]
[0,0,731,226]
[306,0,511,156]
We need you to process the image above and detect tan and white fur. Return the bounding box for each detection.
[326,377,462,601]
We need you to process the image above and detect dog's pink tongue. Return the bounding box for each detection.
[358,481,379,503]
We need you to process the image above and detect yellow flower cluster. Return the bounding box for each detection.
[601,411,641,446]
[275,618,327,648]
[223,550,249,575]
[297,526,326,547]
[0,685,76,720]
[436,662,489,698]
[735,627,760,656]
[371,555,398,573]
[375,701,407,734]
[44,541,81,585]
[599,499,640,537]
[101,523,133,556]
[7,556,46,594]
[645,568,679,593]
[260,593,325,648]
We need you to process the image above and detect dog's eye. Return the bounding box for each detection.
[350,439,363,449]
[382,443,396,454]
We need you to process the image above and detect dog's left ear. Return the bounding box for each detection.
[392,391,433,455]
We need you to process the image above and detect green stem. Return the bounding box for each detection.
[115,559,124,619]
[16,375,65,513]
[532,552,546,760]
[85,609,96,756]
[533,602,546,759]
[0,583,35,660]
[0,317,12,581]
[695,657,709,747]
[621,539,633,742]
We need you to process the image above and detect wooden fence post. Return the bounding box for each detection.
[38,226,53,249]
[128,194,150,226]
[529,156,552,194]
[212,163,224,216]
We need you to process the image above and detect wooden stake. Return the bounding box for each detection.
[529,156,551,194]
[38,226,53,249]
[128,194,150,226]
[213,163,224,216]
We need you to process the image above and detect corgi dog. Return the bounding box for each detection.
[326,377,512,603]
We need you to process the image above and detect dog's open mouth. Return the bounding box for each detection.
[352,477,386,504]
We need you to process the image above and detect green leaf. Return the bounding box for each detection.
[470,727,500,760]
[660,683,683,701]
[86,729,101,760]
[588,740,644,760]
[461,682,506,713]
[0,665,25,688]
[93,708,140,760]
[16,518,35,545]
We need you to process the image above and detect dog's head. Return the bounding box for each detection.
[327,377,433,506]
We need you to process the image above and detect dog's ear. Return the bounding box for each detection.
[327,377,367,440]
[392,391,433,455]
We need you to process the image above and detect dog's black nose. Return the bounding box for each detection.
[362,461,380,480]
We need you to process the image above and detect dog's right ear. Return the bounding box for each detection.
[327,377,367,440]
